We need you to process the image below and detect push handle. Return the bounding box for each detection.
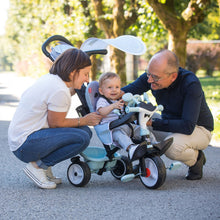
[42,35,107,61]
[41,35,73,61]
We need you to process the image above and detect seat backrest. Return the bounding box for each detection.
[85,81,114,145]
[85,81,100,113]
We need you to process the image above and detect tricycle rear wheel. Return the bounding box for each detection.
[111,156,132,180]
[67,161,91,187]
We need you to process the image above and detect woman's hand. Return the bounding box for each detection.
[81,112,102,126]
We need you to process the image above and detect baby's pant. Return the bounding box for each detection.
[112,124,141,151]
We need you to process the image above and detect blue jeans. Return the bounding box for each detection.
[13,126,92,169]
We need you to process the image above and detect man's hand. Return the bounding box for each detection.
[147,119,152,127]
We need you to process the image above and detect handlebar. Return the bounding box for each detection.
[123,92,163,113]
[125,104,163,114]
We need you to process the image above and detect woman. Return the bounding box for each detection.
[8,48,102,189]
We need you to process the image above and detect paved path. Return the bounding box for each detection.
[0,72,220,220]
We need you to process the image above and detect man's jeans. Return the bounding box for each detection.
[13,126,92,169]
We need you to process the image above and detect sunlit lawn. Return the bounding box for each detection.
[198,71,220,142]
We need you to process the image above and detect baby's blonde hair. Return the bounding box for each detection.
[99,72,120,87]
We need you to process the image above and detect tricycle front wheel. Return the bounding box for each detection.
[139,156,166,189]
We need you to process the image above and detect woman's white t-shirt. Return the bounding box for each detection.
[8,74,71,151]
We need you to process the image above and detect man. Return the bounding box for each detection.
[122,49,214,180]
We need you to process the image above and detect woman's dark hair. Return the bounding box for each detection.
[49,48,91,82]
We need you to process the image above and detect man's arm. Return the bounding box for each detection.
[122,72,151,95]
[152,82,202,135]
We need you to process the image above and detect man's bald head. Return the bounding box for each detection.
[148,49,179,74]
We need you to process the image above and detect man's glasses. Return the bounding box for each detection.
[145,70,174,82]
[145,70,163,82]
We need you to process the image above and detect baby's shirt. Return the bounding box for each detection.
[96,97,119,124]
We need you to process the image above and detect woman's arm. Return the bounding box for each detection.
[122,72,151,95]
[47,111,102,128]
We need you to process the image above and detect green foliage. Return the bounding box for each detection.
[189,2,220,40]
[127,1,168,58]
[4,0,99,76]
[200,76,220,102]
[1,0,220,78]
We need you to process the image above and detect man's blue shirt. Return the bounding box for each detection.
[122,67,214,135]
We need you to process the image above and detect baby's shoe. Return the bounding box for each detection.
[128,142,147,161]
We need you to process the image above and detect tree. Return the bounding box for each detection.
[147,0,214,67]
[5,0,96,76]
[79,0,102,80]
[4,0,219,79]
[90,0,140,85]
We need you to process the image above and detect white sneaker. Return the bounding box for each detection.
[23,163,56,189]
[46,167,62,184]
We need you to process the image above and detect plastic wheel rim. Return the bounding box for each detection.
[139,158,159,187]
[68,164,85,185]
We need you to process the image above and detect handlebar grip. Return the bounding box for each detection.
[122,93,133,102]
[157,105,164,111]
[125,106,139,113]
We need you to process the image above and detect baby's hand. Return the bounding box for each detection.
[112,99,124,110]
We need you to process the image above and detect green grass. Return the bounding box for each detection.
[199,71,220,142]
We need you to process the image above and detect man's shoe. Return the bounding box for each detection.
[46,167,62,184]
[128,142,147,161]
[186,150,206,180]
[23,163,56,189]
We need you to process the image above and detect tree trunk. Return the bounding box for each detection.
[80,0,99,81]
[111,47,126,86]
[90,55,97,81]
[168,30,188,67]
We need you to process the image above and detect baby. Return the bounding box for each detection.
[96,72,147,161]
